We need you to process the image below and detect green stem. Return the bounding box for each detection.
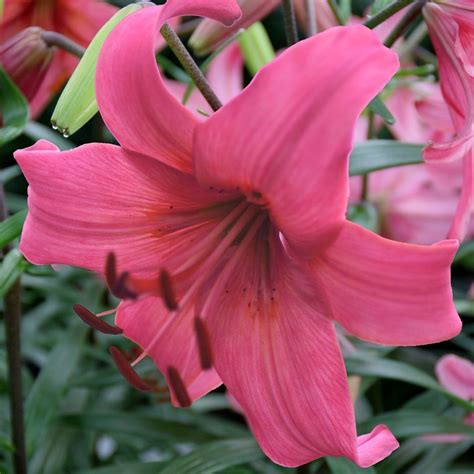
[41,31,85,58]
[282,0,299,45]
[0,185,27,474]
[364,0,417,30]
[362,110,376,201]
[160,22,222,112]
[384,1,426,48]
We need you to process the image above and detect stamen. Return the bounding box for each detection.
[194,316,213,370]
[112,272,138,300]
[105,252,117,289]
[96,307,117,317]
[167,366,192,407]
[73,304,122,335]
[109,346,153,392]
[159,269,178,311]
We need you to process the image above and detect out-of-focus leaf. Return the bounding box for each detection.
[455,298,474,316]
[339,0,352,23]
[371,0,393,14]
[23,121,75,150]
[51,3,148,136]
[239,22,275,76]
[454,240,474,270]
[159,438,263,474]
[345,355,473,411]
[349,140,423,176]
[359,410,474,438]
[0,65,29,145]
[0,165,21,184]
[25,320,87,454]
[368,95,396,125]
[326,457,375,473]
[0,248,27,297]
[348,202,380,233]
[0,209,26,248]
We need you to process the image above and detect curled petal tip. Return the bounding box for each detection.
[73,304,122,335]
[109,346,153,392]
[167,366,192,407]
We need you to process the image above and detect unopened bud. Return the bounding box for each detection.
[51,3,149,137]
[238,22,275,76]
[0,27,53,103]
[189,0,280,56]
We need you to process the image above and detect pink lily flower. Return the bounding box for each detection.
[189,0,277,54]
[423,1,474,241]
[0,0,117,117]
[15,1,462,467]
[351,82,474,244]
[422,354,474,443]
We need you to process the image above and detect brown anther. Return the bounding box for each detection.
[159,269,178,311]
[167,366,192,407]
[194,316,213,370]
[73,304,122,335]
[105,252,117,289]
[109,346,153,392]
[111,272,138,300]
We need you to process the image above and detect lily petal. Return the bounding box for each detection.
[116,296,222,404]
[96,2,241,173]
[15,140,225,275]
[204,230,398,467]
[314,220,461,346]
[435,354,474,400]
[194,25,398,255]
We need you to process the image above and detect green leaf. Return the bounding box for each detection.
[345,355,474,411]
[0,210,26,248]
[159,439,263,474]
[0,165,21,184]
[358,410,474,438]
[348,202,380,233]
[25,320,87,454]
[51,3,149,136]
[0,248,27,298]
[371,0,393,14]
[0,65,29,146]
[326,457,375,474]
[454,239,474,270]
[23,121,75,150]
[349,140,423,176]
[239,22,275,76]
[368,95,396,125]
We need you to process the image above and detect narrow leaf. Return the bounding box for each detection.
[0,210,26,248]
[0,248,27,297]
[368,95,396,125]
[23,122,74,150]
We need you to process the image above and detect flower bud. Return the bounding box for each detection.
[51,3,148,137]
[0,27,53,104]
[189,0,280,56]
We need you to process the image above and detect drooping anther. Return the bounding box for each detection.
[111,272,138,300]
[167,366,192,407]
[73,304,122,335]
[109,346,153,392]
[105,252,117,289]
[159,269,178,311]
[194,316,213,370]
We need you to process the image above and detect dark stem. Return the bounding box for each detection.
[305,0,317,36]
[364,0,416,30]
[41,31,85,58]
[1,185,27,474]
[282,0,299,45]
[160,22,222,112]
[384,1,426,48]
[362,110,376,201]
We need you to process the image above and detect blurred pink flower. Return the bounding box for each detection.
[422,354,474,443]
[0,27,53,112]
[423,1,474,241]
[0,0,117,117]
[351,83,474,244]
[14,2,462,467]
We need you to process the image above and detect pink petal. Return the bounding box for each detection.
[435,354,474,400]
[313,220,461,345]
[204,230,398,467]
[15,140,225,275]
[96,3,240,173]
[116,296,222,404]
[194,25,398,256]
